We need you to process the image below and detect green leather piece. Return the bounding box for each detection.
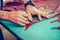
[0,17,60,40]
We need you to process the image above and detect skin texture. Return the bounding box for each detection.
[2,0,60,26]
[1,0,30,26]
[0,11,30,26]
[26,5,50,21]
[26,0,60,21]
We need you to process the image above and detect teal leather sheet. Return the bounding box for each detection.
[0,17,60,40]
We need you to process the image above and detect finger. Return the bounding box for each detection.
[47,17,58,22]
[11,16,29,25]
[17,15,28,21]
[46,13,51,18]
[17,22,26,26]
[10,19,25,26]
[46,13,51,17]
[38,13,42,20]
[42,13,50,18]
[18,11,28,17]
[27,11,33,21]
[22,12,28,17]
[17,18,30,24]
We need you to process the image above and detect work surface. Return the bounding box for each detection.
[2,0,60,40]
[0,16,60,40]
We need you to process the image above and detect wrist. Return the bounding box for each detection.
[26,5,35,12]
[26,5,37,11]
[26,5,33,9]
[24,0,35,9]
[0,11,9,20]
[23,0,29,3]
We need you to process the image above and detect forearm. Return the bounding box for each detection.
[22,0,35,10]
[26,5,35,11]
[22,0,29,3]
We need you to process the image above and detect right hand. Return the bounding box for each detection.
[26,5,51,21]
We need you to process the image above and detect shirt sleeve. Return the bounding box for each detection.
[0,0,3,10]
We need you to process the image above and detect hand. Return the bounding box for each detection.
[6,11,30,26]
[26,5,51,21]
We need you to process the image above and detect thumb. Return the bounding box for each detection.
[27,11,33,21]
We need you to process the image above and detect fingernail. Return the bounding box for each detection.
[39,18,42,20]
[29,19,33,21]
[49,15,51,17]
[40,18,42,20]
[31,19,33,21]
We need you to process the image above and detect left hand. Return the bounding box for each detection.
[26,5,51,21]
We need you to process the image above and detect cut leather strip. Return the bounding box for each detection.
[25,22,34,30]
